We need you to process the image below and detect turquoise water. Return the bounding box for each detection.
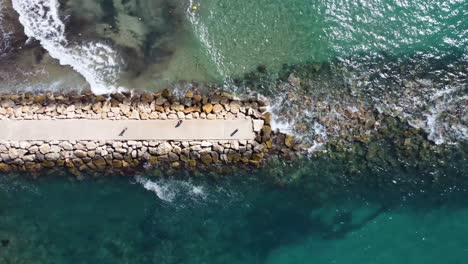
[0,0,467,262]
[1,0,465,90]
[1,173,468,263]
[190,0,467,79]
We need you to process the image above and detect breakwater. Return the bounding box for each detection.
[0,80,466,181]
[0,90,300,177]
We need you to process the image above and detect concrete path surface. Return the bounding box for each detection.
[0,120,256,141]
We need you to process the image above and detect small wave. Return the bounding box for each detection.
[0,0,11,57]
[186,0,230,82]
[419,92,467,145]
[135,176,207,203]
[12,0,123,94]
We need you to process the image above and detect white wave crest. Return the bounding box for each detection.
[12,0,123,94]
[0,0,11,57]
[418,93,467,145]
[265,86,329,153]
[135,176,207,203]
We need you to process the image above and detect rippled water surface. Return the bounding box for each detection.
[1,174,468,263]
[1,0,466,90]
[0,0,467,262]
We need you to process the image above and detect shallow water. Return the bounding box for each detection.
[1,173,468,263]
[0,0,467,262]
[1,0,466,91]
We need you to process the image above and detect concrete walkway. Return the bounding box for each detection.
[0,120,257,141]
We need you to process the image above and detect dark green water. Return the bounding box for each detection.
[1,173,468,263]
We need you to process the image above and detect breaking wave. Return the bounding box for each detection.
[11,0,123,94]
[0,0,11,57]
[265,63,467,151]
[135,176,207,203]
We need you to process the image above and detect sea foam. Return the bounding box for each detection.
[0,0,11,57]
[135,176,207,203]
[12,0,123,94]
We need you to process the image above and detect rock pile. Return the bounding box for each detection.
[0,90,264,121]
[0,90,302,177]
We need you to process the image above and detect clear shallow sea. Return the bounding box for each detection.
[0,0,467,262]
[1,0,466,91]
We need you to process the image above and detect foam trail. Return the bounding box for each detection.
[135,176,176,202]
[12,0,122,94]
[267,92,328,153]
[0,0,11,57]
[186,0,230,82]
[135,176,207,203]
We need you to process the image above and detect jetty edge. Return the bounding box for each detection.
[0,90,302,178]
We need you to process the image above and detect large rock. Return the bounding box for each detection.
[59,142,73,150]
[201,141,213,147]
[202,103,213,114]
[119,104,131,115]
[28,146,39,154]
[157,142,172,155]
[230,101,241,114]
[39,144,51,154]
[129,111,140,120]
[0,99,15,108]
[285,135,295,147]
[212,104,223,114]
[86,142,97,150]
[168,152,179,162]
[8,149,20,159]
[0,163,11,173]
[92,102,102,112]
[19,142,31,149]
[50,145,61,153]
[252,120,265,132]
[74,150,88,158]
[200,154,213,164]
[23,155,35,162]
[45,152,60,161]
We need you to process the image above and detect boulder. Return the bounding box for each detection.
[59,142,73,151]
[252,120,264,132]
[119,104,131,115]
[45,152,60,161]
[202,103,213,114]
[129,111,140,119]
[19,142,31,149]
[8,149,19,159]
[50,145,61,153]
[200,154,213,164]
[285,135,295,147]
[0,163,11,173]
[157,142,172,155]
[39,144,51,154]
[168,152,179,162]
[212,104,223,114]
[230,101,241,114]
[86,142,97,150]
[74,150,88,158]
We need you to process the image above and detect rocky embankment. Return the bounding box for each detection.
[0,90,301,177]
